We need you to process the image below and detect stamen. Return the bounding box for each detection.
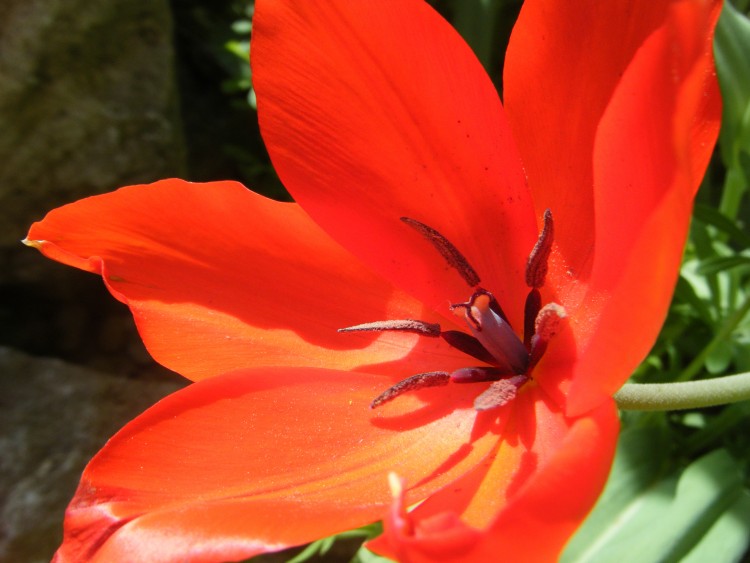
[473,375,529,411]
[440,331,497,365]
[523,288,542,349]
[347,212,563,411]
[525,209,554,289]
[452,291,528,374]
[528,303,566,370]
[535,302,566,340]
[338,319,441,337]
[371,371,450,409]
[450,366,513,383]
[401,217,481,287]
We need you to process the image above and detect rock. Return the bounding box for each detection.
[0,347,185,562]
[0,0,186,281]
[0,0,188,384]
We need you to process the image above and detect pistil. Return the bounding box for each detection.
[450,291,528,374]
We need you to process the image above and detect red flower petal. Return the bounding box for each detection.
[478,399,618,559]
[504,1,673,277]
[566,0,721,412]
[54,367,502,562]
[505,0,721,411]
[369,394,619,562]
[252,0,537,326]
[26,180,470,381]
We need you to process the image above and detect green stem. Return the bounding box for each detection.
[719,166,747,222]
[614,371,750,411]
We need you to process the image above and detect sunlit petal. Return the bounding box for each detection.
[26,179,471,381]
[253,0,537,325]
[54,367,502,562]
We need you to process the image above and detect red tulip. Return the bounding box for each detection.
[26,0,720,561]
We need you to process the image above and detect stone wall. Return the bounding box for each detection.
[0,0,186,256]
[0,0,186,560]
[0,0,186,373]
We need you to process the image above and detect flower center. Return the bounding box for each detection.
[339,210,565,412]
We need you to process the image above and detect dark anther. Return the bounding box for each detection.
[523,288,542,349]
[338,319,441,337]
[440,331,497,365]
[525,209,554,289]
[371,371,451,409]
[449,366,513,383]
[401,217,481,287]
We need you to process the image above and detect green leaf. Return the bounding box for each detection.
[563,432,748,563]
[285,538,332,563]
[695,255,750,276]
[283,523,384,563]
[693,204,750,248]
[681,491,750,563]
[673,275,715,325]
[231,20,252,34]
[225,40,250,62]
[705,338,735,374]
[561,425,672,562]
[715,0,750,168]
[715,0,750,218]
[352,547,396,563]
[659,450,748,562]
[688,222,723,307]
[684,400,750,455]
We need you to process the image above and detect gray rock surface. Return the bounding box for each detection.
[0,0,186,281]
[0,0,189,393]
[0,347,185,562]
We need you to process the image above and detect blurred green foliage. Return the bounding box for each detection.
[171,0,286,198]
[223,2,254,107]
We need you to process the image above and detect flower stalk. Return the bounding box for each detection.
[614,371,750,411]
